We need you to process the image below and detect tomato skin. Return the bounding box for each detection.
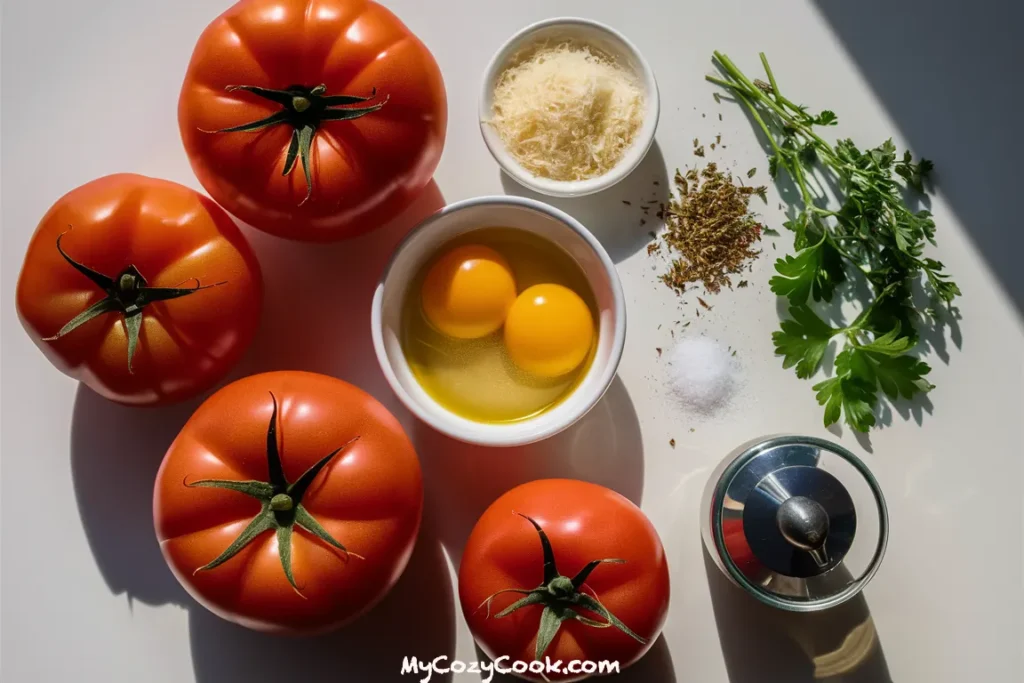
[459,480,670,681]
[154,371,423,634]
[15,174,262,406]
[178,0,447,242]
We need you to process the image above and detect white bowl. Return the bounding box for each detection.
[371,196,626,447]
[479,17,660,198]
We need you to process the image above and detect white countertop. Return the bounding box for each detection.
[2,1,1022,681]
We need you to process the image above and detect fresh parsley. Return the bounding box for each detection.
[708,52,959,432]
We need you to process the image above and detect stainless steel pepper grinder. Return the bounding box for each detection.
[701,435,889,612]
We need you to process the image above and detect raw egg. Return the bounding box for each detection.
[505,283,595,378]
[403,228,598,423]
[421,245,517,339]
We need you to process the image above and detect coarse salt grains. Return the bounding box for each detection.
[666,337,741,415]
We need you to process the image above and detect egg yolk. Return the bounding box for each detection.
[504,284,595,378]
[421,245,517,339]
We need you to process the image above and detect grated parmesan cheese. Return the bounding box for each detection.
[489,41,645,182]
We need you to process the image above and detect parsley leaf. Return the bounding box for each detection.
[870,139,897,170]
[813,347,877,431]
[839,378,878,431]
[813,374,876,432]
[773,306,839,378]
[837,345,875,384]
[872,354,933,400]
[799,143,817,167]
[895,150,934,193]
[857,322,913,356]
[808,338,934,430]
[814,110,838,126]
[769,235,845,303]
[770,247,820,303]
[859,282,920,345]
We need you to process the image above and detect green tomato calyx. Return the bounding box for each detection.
[42,229,225,373]
[477,513,649,661]
[200,83,389,206]
[186,391,362,595]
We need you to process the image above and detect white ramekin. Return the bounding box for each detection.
[479,17,660,198]
[371,196,626,447]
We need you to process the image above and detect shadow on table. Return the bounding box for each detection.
[69,385,196,607]
[703,548,892,683]
[475,633,676,683]
[500,141,669,263]
[814,0,1024,315]
[230,180,447,421]
[415,375,645,567]
[189,520,455,683]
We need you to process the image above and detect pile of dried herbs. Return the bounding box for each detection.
[655,163,765,295]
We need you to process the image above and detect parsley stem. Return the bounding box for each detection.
[723,82,820,212]
[825,234,870,273]
[712,53,766,99]
[705,75,740,91]
[833,234,871,245]
[759,53,782,105]
[729,87,787,157]
[713,53,831,149]
[790,163,817,210]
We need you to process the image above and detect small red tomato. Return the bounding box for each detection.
[15,174,262,405]
[459,480,670,681]
[178,0,447,242]
[154,371,423,634]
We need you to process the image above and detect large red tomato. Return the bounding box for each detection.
[154,371,423,634]
[459,480,670,681]
[178,0,447,242]
[15,174,262,405]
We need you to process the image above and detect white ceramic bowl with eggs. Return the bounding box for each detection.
[371,196,626,447]
[479,17,660,198]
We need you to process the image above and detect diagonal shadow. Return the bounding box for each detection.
[813,0,1024,315]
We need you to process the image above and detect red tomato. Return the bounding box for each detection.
[154,371,423,634]
[15,174,262,405]
[178,0,447,242]
[459,480,670,681]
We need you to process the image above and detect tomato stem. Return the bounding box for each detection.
[185,392,361,594]
[42,229,225,372]
[201,84,388,205]
[477,514,649,661]
[271,494,294,511]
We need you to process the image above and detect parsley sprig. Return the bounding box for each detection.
[708,52,960,431]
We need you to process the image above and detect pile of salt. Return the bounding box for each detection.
[666,337,740,414]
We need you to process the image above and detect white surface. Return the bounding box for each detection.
[479,17,660,197]
[2,1,1022,682]
[372,196,626,447]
